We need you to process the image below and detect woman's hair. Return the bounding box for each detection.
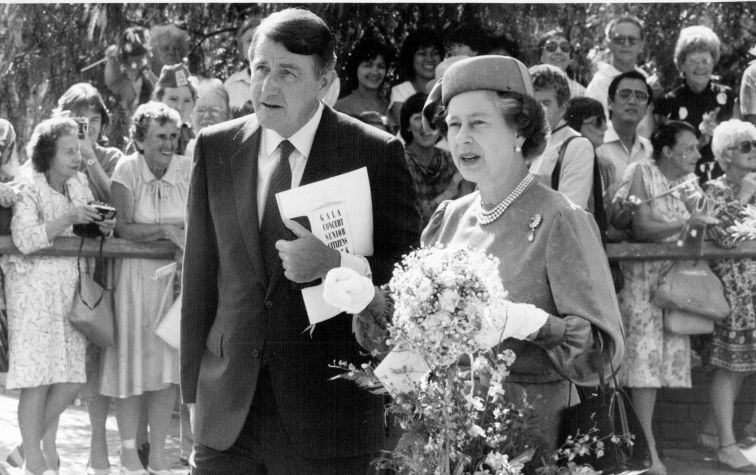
[53,83,111,136]
[398,29,444,81]
[564,97,605,132]
[432,90,546,159]
[342,38,395,95]
[529,64,571,107]
[130,101,181,145]
[674,25,720,71]
[536,29,569,58]
[650,120,697,161]
[711,119,756,169]
[489,34,520,60]
[149,24,190,60]
[447,23,490,55]
[400,92,429,144]
[27,117,78,173]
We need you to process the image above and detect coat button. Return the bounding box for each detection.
[251,349,260,359]
[265,300,273,309]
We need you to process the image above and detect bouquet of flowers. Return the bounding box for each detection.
[328,245,553,474]
[727,203,756,242]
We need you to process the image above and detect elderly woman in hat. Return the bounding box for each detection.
[358,56,625,457]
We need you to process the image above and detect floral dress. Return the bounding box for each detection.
[616,160,695,388]
[1,171,93,389]
[704,176,756,372]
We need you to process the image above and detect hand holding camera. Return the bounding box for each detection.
[72,201,117,238]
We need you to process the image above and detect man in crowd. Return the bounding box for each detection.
[597,70,654,194]
[586,14,654,138]
[529,64,595,210]
[181,8,420,475]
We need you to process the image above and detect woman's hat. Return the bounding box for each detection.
[156,63,197,95]
[423,55,533,130]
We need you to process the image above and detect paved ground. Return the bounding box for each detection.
[0,389,750,475]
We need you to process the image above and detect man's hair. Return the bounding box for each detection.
[251,8,336,77]
[607,70,653,104]
[529,64,571,107]
[605,14,645,40]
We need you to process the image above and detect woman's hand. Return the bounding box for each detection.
[738,172,756,203]
[97,217,116,237]
[104,44,119,61]
[699,107,721,137]
[66,204,101,225]
[162,224,185,249]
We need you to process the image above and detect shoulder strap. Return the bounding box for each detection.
[551,135,581,190]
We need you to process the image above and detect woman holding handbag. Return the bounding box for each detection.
[696,119,756,471]
[0,117,115,475]
[613,120,713,475]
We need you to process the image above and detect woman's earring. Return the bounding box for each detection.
[514,142,522,153]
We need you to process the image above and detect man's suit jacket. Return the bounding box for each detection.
[181,106,420,458]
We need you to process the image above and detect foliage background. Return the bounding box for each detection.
[1,2,755,158]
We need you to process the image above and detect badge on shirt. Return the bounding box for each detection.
[678,106,688,120]
[716,92,727,106]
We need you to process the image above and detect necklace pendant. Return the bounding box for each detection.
[527,230,535,242]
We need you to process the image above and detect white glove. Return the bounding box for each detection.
[323,267,376,314]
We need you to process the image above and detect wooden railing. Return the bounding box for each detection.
[1,235,756,262]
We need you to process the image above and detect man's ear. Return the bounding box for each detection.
[317,70,337,100]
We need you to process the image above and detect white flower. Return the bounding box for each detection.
[322,267,375,314]
[467,423,486,437]
[678,106,688,120]
[717,92,727,105]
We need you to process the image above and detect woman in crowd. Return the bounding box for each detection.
[388,29,443,126]
[55,83,123,202]
[564,96,607,150]
[1,117,115,475]
[616,120,709,475]
[185,82,230,159]
[536,29,585,98]
[54,82,123,474]
[654,25,736,183]
[400,92,471,229]
[152,63,197,156]
[359,55,624,461]
[697,119,756,471]
[100,102,190,475]
[335,38,394,120]
[148,24,190,77]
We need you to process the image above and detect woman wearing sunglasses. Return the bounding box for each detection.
[654,25,736,185]
[536,29,585,99]
[695,119,756,472]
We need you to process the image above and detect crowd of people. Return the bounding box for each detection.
[0,6,755,475]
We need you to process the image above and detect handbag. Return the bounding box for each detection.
[663,309,714,335]
[652,260,729,321]
[559,331,652,474]
[153,262,180,350]
[69,237,116,347]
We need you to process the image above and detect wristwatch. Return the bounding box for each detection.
[85,158,97,166]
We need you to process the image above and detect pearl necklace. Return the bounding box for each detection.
[477,174,534,225]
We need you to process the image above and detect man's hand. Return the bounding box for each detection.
[276,219,340,283]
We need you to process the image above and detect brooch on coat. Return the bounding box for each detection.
[528,214,542,242]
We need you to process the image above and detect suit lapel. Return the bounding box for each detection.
[230,116,266,291]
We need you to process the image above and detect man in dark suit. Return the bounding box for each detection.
[180,8,420,474]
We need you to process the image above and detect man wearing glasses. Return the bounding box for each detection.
[586,15,654,138]
[596,70,654,195]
